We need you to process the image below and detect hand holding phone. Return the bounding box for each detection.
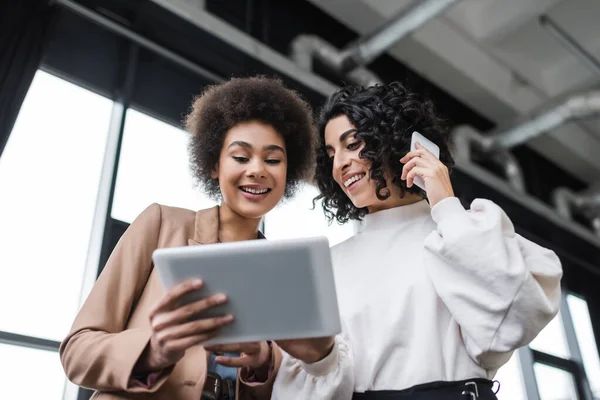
[409,131,440,191]
[401,131,454,206]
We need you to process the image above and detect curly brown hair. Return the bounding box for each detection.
[315,82,455,223]
[185,76,317,200]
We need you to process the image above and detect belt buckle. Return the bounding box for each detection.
[202,372,222,400]
[461,381,479,399]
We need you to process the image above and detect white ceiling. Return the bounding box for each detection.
[308,0,600,184]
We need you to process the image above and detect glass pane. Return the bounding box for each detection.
[568,294,600,398]
[530,310,570,359]
[0,70,112,341]
[534,363,578,400]
[112,108,215,223]
[0,343,65,400]
[264,183,356,247]
[495,352,526,400]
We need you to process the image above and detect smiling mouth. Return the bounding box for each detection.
[343,173,366,188]
[239,186,271,195]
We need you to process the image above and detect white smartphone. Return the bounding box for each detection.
[410,131,440,190]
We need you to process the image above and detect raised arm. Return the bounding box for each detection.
[423,197,562,369]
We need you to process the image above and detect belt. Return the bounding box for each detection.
[202,372,234,400]
[352,378,497,400]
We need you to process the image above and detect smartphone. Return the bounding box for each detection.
[410,131,440,191]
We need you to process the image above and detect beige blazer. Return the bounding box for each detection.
[60,204,283,400]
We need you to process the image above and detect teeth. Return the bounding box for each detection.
[241,187,268,194]
[344,174,365,188]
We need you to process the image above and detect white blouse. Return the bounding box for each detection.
[272,197,563,399]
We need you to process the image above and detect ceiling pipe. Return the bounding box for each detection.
[290,0,459,86]
[290,34,382,86]
[553,187,581,219]
[451,125,526,193]
[592,218,600,236]
[338,0,460,73]
[552,186,600,237]
[482,89,600,151]
[454,122,600,237]
[346,68,382,88]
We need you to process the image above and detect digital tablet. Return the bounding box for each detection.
[152,236,341,345]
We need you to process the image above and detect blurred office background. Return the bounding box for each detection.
[1,0,600,399]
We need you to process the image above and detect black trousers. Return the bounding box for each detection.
[352,378,498,400]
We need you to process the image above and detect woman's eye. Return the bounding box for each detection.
[233,156,249,163]
[265,159,281,165]
[347,141,361,150]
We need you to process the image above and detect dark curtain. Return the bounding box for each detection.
[0,0,57,158]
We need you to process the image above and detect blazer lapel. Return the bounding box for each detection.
[184,206,221,386]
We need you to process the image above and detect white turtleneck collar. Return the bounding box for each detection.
[360,199,432,233]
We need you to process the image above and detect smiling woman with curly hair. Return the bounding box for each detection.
[60,76,325,400]
[314,82,455,223]
[272,82,562,400]
[186,76,316,201]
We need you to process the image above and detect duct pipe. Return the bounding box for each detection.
[552,187,580,219]
[489,151,527,194]
[291,35,346,73]
[483,89,600,151]
[592,218,600,236]
[290,35,382,86]
[552,186,600,213]
[290,0,459,85]
[451,125,526,193]
[552,186,600,236]
[579,186,600,211]
[347,68,382,88]
[338,0,460,73]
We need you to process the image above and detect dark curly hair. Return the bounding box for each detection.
[314,82,455,223]
[185,76,316,200]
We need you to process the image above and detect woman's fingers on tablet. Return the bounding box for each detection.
[205,342,260,354]
[166,293,228,326]
[213,354,253,368]
[210,341,270,368]
[151,291,228,330]
[188,314,234,334]
[150,279,204,316]
[155,315,231,344]
[163,331,221,354]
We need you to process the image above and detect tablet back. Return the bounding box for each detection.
[152,236,341,345]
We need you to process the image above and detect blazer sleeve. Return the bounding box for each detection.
[59,203,171,393]
[238,341,284,400]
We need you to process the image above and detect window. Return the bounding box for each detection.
[263,183,356,246]
[495,352,526,400]
[0,70,113,341]
[567,294,600,398]
[111,108,215,223]
[530,310,570,359]
[0,343,65,400]
[534,363,578,400]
